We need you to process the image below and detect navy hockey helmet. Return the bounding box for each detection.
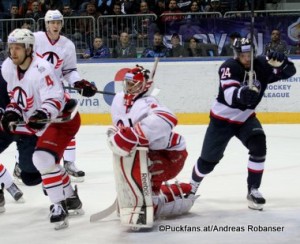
[232,37,254,54]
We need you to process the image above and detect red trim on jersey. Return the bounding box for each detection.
[45,98,62,110]
[36,52,43,58]
[222,82,239,89]
[210,110,256,125]
[0,164,4,172]
[155,111,178,126]
[169,133,180,147]
[45,32,60,46]
[134,123,149,146]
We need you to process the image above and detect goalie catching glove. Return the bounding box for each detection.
[74,79,97,97]
[107,124,149,157]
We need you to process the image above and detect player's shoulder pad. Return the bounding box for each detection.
[1,58,14,79]
[31,56,53,76]
[220,58,239,69]
[61,35,76,49]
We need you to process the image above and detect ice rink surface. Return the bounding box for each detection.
[0,125,299,244]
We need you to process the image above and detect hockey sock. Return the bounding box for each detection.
[0,164,14,189]
[63,137,76,162]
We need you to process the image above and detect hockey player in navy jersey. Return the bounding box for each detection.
[188,37,296,210]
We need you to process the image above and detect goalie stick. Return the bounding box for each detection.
[63,86,116,96]
[90,199,118,222]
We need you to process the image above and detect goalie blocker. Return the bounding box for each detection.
[112,147,197,230]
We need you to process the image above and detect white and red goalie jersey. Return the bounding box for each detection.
[33,31,81,86]
[1,56,65,134]
[108,92,196,224]
[110,91,186,152]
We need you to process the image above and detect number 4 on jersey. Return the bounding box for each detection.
[45,75,54,86]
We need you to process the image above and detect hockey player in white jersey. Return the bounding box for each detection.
[21,9,97,181]
[107,65,197,228]
[1,28,82,229]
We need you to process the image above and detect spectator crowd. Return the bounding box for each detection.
[0,0,298,59]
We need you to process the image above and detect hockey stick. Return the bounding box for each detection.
[151,57,159,80]
[63,86,116,96]
[10,103,78,129]
[90,198,118,222]
[149,57,160,96]
[248,0,258,92]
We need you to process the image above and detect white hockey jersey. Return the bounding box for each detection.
[33,31,81,86]
[111,92,186,151]
[1,56,65,123]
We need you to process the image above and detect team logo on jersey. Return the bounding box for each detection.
[10,87,34,111]
[38,51,63,69]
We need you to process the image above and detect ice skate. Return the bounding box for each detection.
[64,161,85,182]
[6,182,24,203]
[66,185,84,216]
[13,163,23,185]
[184,180,200,199]
[0,186,5,213]
[50,201,69,230]
[247,188,266,211]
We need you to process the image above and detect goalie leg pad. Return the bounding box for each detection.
[113,148,153,229]
[148,149,188,193]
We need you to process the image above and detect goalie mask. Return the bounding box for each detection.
[123,65,152,107]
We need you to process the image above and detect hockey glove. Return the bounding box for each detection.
[107,126,139,157]
[235,86,259,106]
[1,110,23,133]
[74,79,97,97]
[267,51,286,68]
[27,109,50,130]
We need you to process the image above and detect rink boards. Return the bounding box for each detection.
[74,58,300,125]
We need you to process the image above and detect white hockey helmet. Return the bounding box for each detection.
[45,10,64,26]
[7,28,35,49]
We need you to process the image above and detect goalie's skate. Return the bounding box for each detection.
[64,161,85,182]
[50,201,69,230]
[13,163,23,185]
[247,188,266,211]
[6,183,24,203]
[0,186,5,213]
[66,185,84,216]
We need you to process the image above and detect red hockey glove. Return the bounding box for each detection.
[107,126,139,157]
[74,79,97,97]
